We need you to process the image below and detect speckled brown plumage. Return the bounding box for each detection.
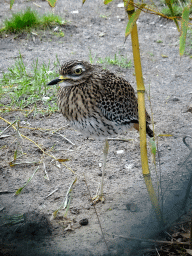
[48,60,153,138]
[47,60,153,202]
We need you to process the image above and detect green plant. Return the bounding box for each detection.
[0,8,64,34]
[10,0,58,9]
[162,4,183,16]
[100,14,108,19]
[161,0,192,17]
[41,13,63,27]
[0,54,60,114]
[89,49,96,64]
[97,54,132,68]
[54,31,65,37]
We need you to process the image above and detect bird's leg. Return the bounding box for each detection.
[92,139,109,204]
[100,139,109,198]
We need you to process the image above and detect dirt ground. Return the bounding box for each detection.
[0,0,192,255]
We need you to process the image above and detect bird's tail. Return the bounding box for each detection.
[146,124,154,138]
[133,122,154,138]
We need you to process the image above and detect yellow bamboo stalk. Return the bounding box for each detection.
[126,0,149,175]
[125,0,163,223]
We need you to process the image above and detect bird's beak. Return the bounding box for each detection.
[47,75,69,86]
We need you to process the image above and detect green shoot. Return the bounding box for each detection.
[15,166,39,195]
[0,53,60,114]
[0,8,64,34]
[97,53,132,68]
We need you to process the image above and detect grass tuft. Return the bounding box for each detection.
[161,0,192,17]
[0,54,60,115]
[97,54,132,68]
[0,8,64,34]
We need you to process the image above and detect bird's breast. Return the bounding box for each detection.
[58,85,97,121]
[57,83,135,138]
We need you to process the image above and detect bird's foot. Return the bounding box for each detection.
[91,194,105,205]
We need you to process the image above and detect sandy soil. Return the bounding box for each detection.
[0,0,192,255]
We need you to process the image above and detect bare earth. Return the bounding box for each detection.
[0,0,192,255]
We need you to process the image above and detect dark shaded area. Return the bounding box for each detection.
[0,211,52,256]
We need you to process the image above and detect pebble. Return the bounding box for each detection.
[71,10,79,14]
[99,32,105,37]
[79,218,88,226]
[117,3,124,8]
[54,26,59,32]
[116,150,124,155]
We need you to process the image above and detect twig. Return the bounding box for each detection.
[53,124,69,133]
[10,161,39,166]
[155,247,160,256]
[0,120,16,136]
[56,132,75,146]
[0,117,76,175]
[83,174,109,252]
[33,2,41,7]
[107,138,133,142]
[15,167,39,195]
[164,231,175,240]
[44,187,59,199]
[52,177,77,218]
[112,234,190,245]
[43,162,50,180]
[0,134,11,139]
[15,120,24,155]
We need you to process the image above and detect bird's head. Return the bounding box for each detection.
[47,60,94,87]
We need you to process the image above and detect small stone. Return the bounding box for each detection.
[79,218,88,226]
[116,150,124,155]
[64,224,73,231]
[71,10,79,14]
[117,3,124,7]
[54,26,59,32]
[169,97,180,102]
[99,32,105,37]
[124,163,134,170]
[172,97,180,102]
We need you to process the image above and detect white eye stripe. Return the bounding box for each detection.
[72,65,85,73]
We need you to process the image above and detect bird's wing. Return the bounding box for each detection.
[97,74,139,125]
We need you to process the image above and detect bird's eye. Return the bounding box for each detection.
[74,68,82,75]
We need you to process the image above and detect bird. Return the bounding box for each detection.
[47,60,153,203]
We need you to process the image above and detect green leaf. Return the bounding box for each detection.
[10,0,15,9]
[52,176,77,218]
[104,0,114,4]
[125,4,146,41]
[179,6,190,56]
[15,187,24,195]
[164,0,176,16]
[15,167,39,195]
[82,0,86,4]
[14,150,17,160]
[149,138,156,156]
[164,0,180,31]
[47,0,57,8]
